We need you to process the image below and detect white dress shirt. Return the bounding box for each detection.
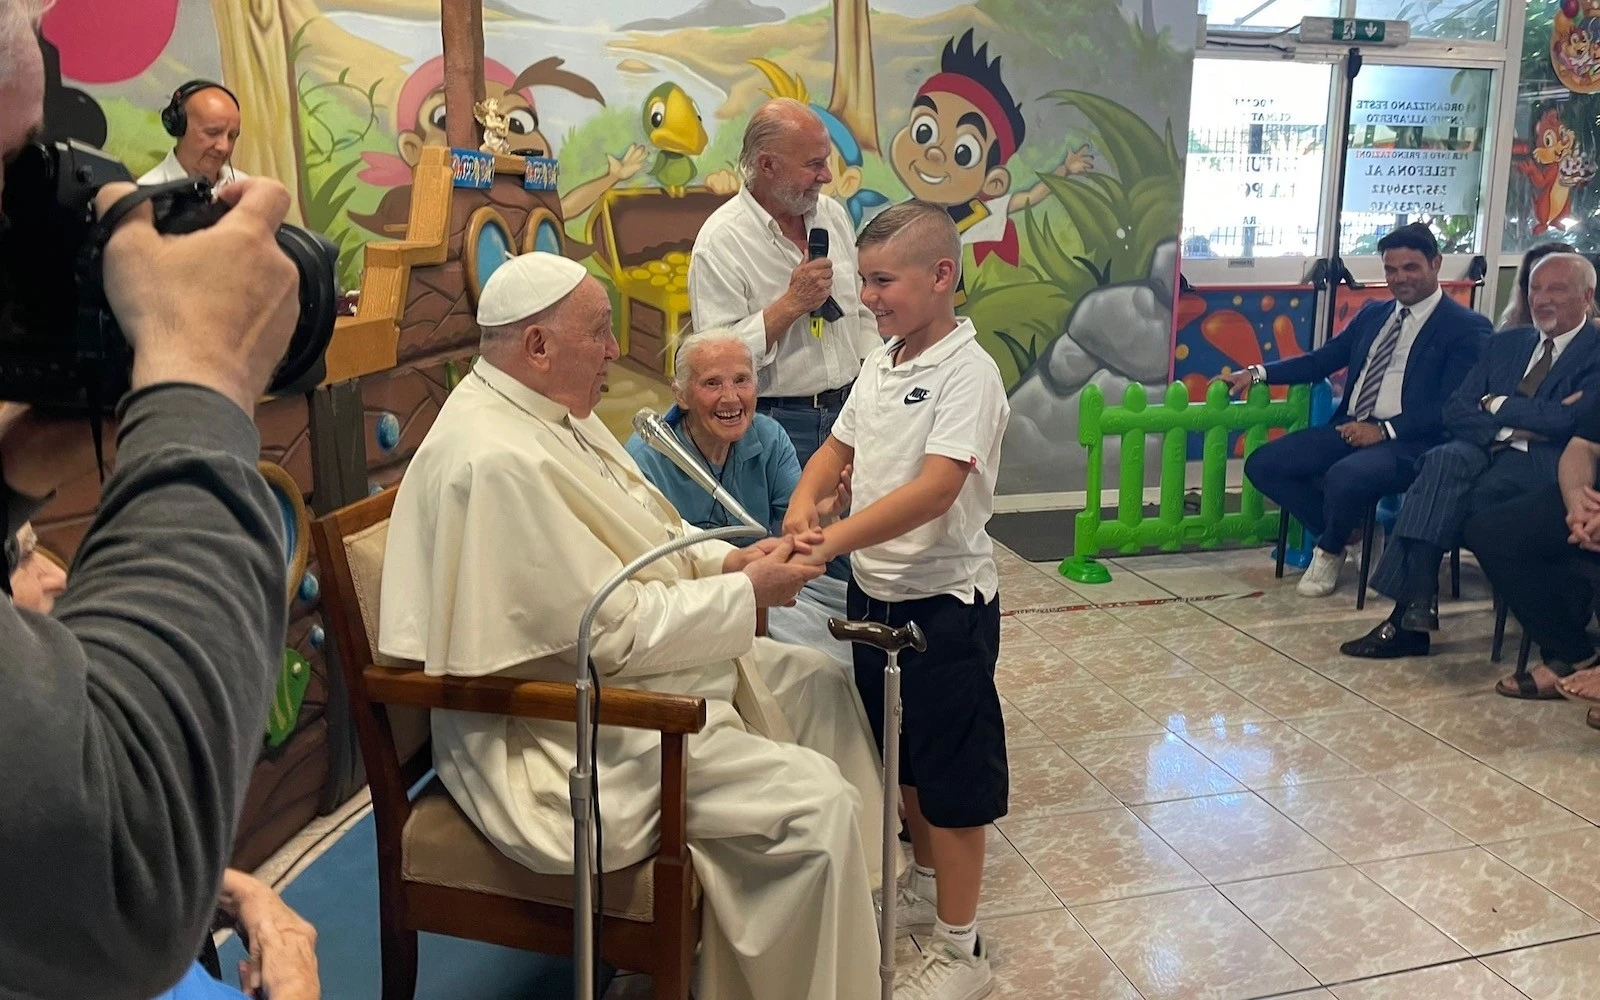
[137,150,249,192]
[1344,286,1443,432]
[1488,321,1587,452]
[689,188,880,397]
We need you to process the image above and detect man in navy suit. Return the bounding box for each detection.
[1343,252,1600,658]
[1219,223,1490,598]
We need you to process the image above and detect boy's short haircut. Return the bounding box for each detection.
[856,200,963,281]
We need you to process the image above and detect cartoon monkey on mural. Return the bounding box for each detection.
[889,29,1093,297]
[351,54,649,236]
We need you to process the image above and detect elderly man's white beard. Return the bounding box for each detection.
[773,184,819,218]
[1535,309,1586,335]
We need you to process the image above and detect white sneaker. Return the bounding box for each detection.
[1297,546,1346,597]
[874,883,937,938]
[894,929,992,1000]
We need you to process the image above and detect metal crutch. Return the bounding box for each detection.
[828,617,928,1000]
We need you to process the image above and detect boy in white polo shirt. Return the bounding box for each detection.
[786,200,1009,1000]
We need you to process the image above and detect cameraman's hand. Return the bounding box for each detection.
[0,403,105,499]
[220,870,320,1000]
[95,178,302,415]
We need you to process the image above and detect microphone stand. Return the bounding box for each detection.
[572,520,766,1000]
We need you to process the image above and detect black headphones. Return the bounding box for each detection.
[161,79,240,138]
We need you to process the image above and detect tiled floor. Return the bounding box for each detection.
[252,543,1600,999]
[887,544,1600,1000]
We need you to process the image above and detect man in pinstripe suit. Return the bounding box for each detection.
[1343,253,1600,658]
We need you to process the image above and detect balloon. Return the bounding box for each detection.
[1564,0,1581,19]
[41,0,180,84]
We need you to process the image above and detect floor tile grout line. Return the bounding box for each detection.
[1366,766,1592,849]
[987,818,1154,996]
[1352,852,1600,961]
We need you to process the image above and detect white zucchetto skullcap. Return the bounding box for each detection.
[475,252,588,328]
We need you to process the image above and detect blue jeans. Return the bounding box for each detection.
[757,396,845,469]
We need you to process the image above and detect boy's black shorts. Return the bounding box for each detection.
[846,578,1008,829]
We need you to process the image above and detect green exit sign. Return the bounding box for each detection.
[1298,16,1410,45]
[1335,18,1385,41]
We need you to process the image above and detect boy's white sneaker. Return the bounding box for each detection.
[874,883,937,938]
[1297,546,1346,597]
[894,929,991,1000]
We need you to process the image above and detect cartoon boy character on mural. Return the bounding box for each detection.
[889,29,1093,291]
[1512,105,1598,235]
[352,54,648,236]
[746,58,889,228]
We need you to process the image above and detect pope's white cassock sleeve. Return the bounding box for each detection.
[377,362,885,1000]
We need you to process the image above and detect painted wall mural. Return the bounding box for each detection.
[46,0,1196,496]
[1507,0,1600,250]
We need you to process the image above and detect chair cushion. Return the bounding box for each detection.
[344,519,429,767]
[401,779,699,922]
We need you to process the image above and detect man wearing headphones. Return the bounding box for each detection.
[139,80,249,191]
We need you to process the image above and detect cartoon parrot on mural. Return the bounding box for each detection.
[1512,106,1597,235]
[643,83,708,198]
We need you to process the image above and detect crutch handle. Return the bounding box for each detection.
[827,618,927,654]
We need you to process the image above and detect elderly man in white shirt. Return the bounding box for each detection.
[689,98,880,468]
[138,80,249,193]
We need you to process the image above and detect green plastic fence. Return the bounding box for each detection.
[1069,380,1310,571]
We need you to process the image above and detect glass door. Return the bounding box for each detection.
[1180,55,1339,288]
[1339,60,1500,304]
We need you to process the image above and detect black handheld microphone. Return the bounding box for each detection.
[807,227,844,323]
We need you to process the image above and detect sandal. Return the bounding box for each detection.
[1497,660,1585,700]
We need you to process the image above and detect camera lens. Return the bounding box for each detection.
[269,224,338,396]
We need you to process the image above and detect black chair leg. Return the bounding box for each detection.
[1275,510,1289,580]
[1492,594,1507,664]
[1517,629,1534,673]
[1356,506,1377,611]
[1449,547,1461,600]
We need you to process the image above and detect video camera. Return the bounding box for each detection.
[0,139,337,412]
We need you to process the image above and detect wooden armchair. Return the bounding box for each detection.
[310,488,707,1000]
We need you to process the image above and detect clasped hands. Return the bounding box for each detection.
[721,467,851,608]
[1565,484,1600,553]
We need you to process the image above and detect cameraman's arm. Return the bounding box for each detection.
[0,385,285,1000]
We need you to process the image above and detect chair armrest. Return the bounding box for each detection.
[362,665,707,734]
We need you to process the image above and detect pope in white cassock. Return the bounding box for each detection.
[378,252,890,1000]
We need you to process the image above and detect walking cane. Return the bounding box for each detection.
[828,617,928,1000]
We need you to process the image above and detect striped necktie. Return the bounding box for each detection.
[1351,306,1409,421]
